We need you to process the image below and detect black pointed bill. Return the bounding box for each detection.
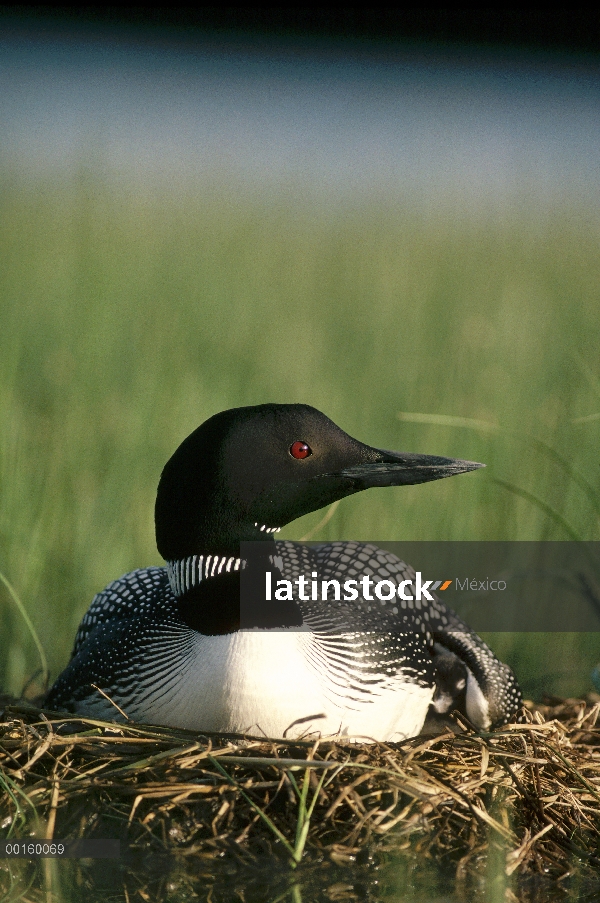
[339,450,485,489]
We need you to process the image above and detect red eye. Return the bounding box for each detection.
[290,440,312,459]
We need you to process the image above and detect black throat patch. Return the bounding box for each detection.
[169,555,303,635]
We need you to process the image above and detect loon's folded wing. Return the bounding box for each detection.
[303,541,522,728]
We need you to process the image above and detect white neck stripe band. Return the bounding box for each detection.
[166,555,244,597]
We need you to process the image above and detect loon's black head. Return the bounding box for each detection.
[155,404,484,558]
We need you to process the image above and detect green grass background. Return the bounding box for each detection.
[1,171,599,699]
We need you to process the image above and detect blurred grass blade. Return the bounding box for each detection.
[573,353,600,401]
[572,413,600,424]
[491,478,583,542]
[0,569,48,691]
[398,412,600,516]
[299,500,341,541]
[398,412,499,431]
[524,436,600,517]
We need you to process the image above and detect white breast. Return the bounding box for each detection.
[121,629,433,742]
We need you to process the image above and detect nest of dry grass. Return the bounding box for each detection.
[1,695,600,883]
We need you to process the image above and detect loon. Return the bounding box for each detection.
[46,404,522,741]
